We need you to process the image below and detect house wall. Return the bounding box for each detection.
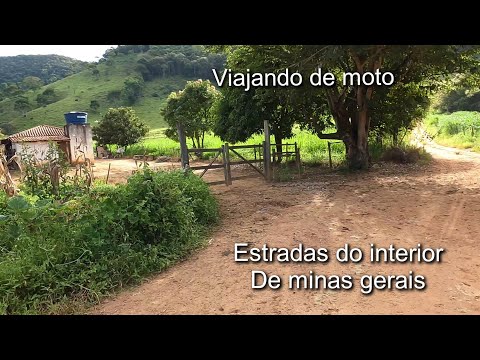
[65,124,95,164]
[13,142,56,162]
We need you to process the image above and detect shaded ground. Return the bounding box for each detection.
[91,139,480,314]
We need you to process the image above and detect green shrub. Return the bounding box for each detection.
[442,119,463,135]
[160,171,219,226]
[0,169,218,314]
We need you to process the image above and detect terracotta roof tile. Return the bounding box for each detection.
[8,125,69,142]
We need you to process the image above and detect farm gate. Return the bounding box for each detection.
[177,121,301,186]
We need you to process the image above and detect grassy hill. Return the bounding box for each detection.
[0,46,224,134]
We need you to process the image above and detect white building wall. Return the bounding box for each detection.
[13,142,57,162]
[66,124,95,164]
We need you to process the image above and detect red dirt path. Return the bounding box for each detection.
[91,140,480,314]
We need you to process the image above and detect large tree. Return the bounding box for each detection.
[93,107,148,149]
[213,45,480,169]
[162,79,221,149]
[282,45,479,169]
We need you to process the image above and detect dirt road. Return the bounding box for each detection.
[91,140,480,314]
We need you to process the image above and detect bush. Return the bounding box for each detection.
[0,169,218,314]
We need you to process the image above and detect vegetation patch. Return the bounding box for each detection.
[425,112,480,152]
[0,169,218,314]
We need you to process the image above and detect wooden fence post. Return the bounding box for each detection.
[295,142,301,175]
[106,162,111,184]
[224,143,232,185]
[177,123,189,170]
[221,145,228,186]
[264,120,271,181]
[328,142,333,169]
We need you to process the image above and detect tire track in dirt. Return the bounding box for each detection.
[91,141,480,314]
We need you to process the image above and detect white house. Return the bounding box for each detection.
[2,125,70,162]
[1,123,94,164]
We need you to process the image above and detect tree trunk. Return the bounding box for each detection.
[344,99,370,170]
[273,132,283,163]
[393,130,399,147]
[193,133,202,157]
[347,47,382,170]
[318,47,384,170]
[190,137,197,149]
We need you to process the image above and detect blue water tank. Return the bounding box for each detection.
[64,111,88,124]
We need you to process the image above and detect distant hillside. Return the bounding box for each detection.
[0,55,86,85]
[0,46,225,134]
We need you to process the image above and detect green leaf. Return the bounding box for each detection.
[7,196,31,211]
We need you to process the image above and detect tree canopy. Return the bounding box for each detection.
[93,107,148,148]
[162,80,221,149]
[211,45,480,169]
[102,45,225,82]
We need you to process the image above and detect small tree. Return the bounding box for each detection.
[162,79,221,148]
[123,76,145,105]
[14,96,31,115]
[36,88,58,106]
[92,68,100,79]
[93,107,148,150]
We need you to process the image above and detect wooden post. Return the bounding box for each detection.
[264,120,271,181]
[295,142,301,175]
[221,145,228,186]
[177,123,189,170]
[224,143,232,185]
[106,163,111,184]
[328,142,333,169]
[262,141,267,179]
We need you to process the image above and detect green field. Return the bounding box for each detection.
[424,112,480,152]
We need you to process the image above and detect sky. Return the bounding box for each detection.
[0,45,117,62]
